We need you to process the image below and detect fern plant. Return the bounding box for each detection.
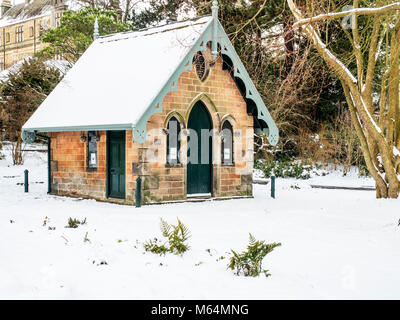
[228,233,281,277]
[66,217,87,228]
[144,218,191,255]
[143,238,169,255]
[161,218,191,254]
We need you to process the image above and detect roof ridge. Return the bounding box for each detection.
[98,15,211,43]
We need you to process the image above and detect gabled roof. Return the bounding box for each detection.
[22,12,278,146]
[22,17,212,133]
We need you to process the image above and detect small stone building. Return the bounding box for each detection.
[22,1,278,205]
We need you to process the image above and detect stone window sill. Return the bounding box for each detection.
[221,163,235,167]
[165,163,183,168]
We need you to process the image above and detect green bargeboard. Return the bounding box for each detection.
[187,101,212,194]
[107,131,126,199]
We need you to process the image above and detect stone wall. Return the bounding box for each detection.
[49,130,108,201]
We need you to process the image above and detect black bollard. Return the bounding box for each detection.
[271,175,275,199]
[136,176,142,207]
[24,169,29,193]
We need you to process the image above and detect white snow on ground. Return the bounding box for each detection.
[1,147,400,299]
[254,165,375,188]
[306,167,375,188]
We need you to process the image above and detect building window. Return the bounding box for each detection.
[54,50,63,60]
[15,26,23,43]
[221,121,233,165]
[166,117,181,165]
[55,12,62,27]
[6,33,10,43]
[29,26,34,37]
[87,131,98,169]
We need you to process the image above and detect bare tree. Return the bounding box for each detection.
[0,59,62,165]
[287,0,400,198]
[77,0,142,23]
[251,29,333,162]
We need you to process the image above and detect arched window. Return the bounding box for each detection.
[167,117,181,165]
[221,121,233,165]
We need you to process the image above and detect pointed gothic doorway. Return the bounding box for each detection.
[187,101,213,195]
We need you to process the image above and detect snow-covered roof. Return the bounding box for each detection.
[22,9,279,146]
[23,16,212,133]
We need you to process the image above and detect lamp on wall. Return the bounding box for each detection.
[80,132,87,142]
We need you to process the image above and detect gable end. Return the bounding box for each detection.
[132,18,278,146]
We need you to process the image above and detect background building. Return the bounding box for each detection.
[0,0,68,70]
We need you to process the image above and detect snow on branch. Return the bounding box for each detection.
[287,0,358,84]
[303,22,358,84]
[350,91,382,134]
[293,2,400,28]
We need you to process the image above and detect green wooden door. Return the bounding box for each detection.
[187,101,212,194]
[107,131,126,198]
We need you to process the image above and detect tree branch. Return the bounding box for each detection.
[363,16,382,109]
[293,2,400,28]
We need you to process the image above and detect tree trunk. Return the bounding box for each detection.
[283,21,295,77]
[12,136,23,165]
[287,0,400,199]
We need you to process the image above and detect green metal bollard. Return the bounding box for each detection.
[135,176,142,208]
[271,175,275,199]
[24,169,29,193]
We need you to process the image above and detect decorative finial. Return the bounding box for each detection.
[211,0,219,60]
[212,0,218,19]
[93,17,99,40]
